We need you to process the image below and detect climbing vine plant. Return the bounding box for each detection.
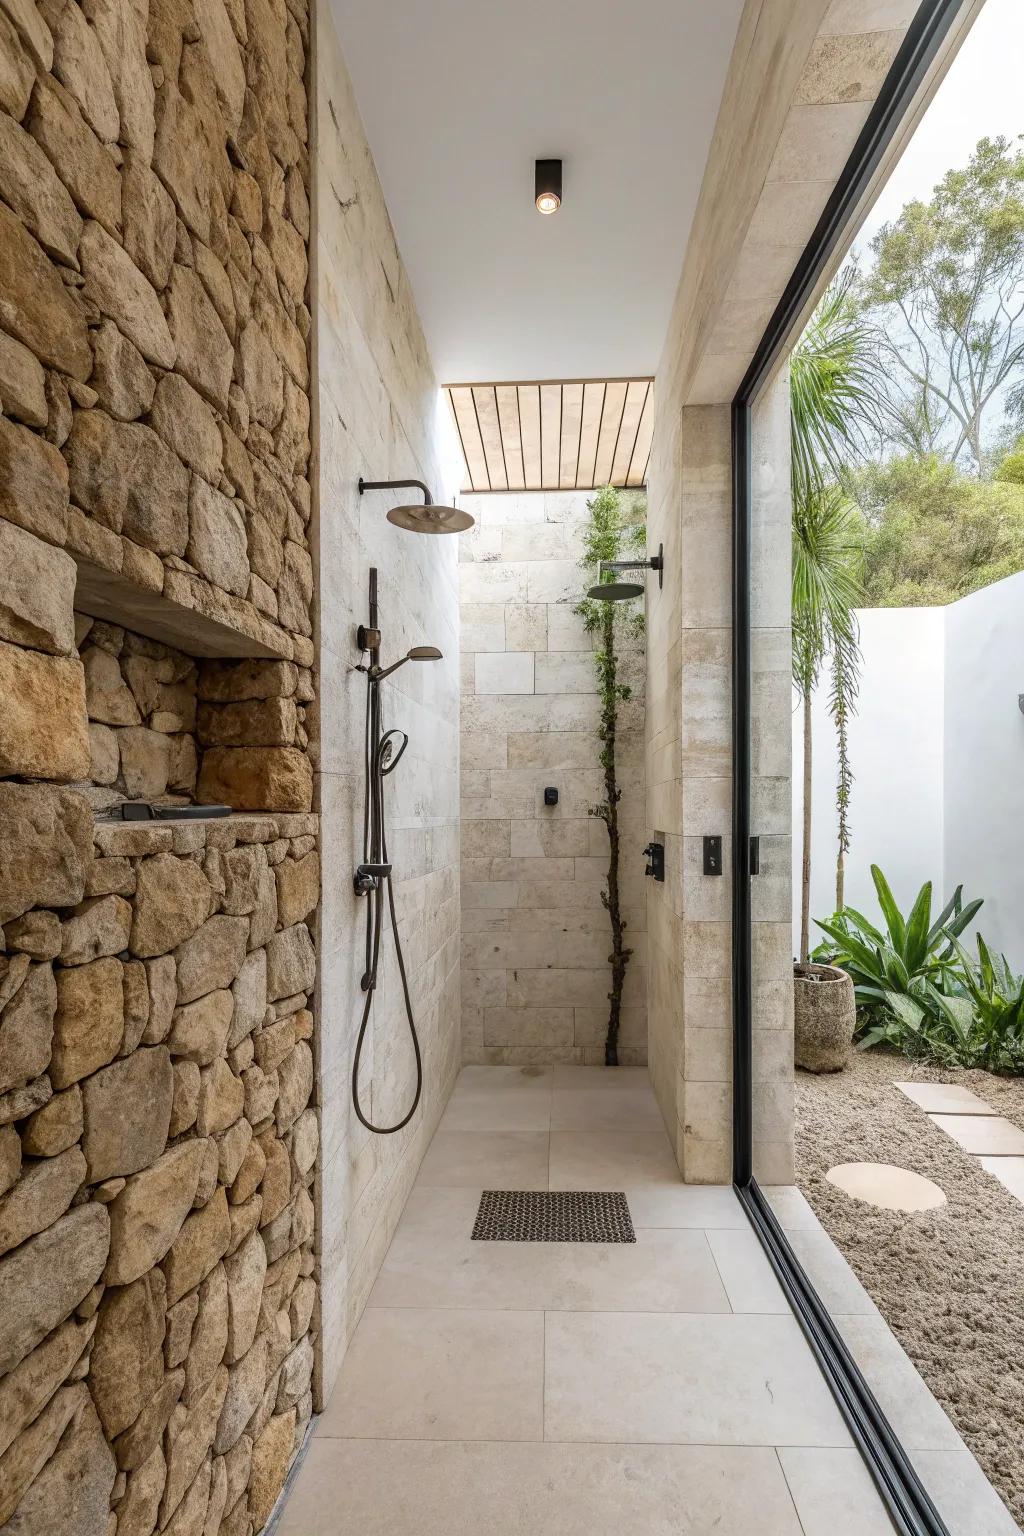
[574,486,646,1066]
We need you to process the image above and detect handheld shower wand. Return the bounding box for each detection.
[351,568,442,1135]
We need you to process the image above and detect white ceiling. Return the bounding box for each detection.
[329,0,744,383]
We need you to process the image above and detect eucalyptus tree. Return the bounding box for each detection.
[862,135,1024,470]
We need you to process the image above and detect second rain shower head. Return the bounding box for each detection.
[358,477,474,534]
[587,544,664,602]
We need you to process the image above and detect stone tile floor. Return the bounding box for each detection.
[276,1066,1016,1535]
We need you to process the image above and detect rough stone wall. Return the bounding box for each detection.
[74,616,315,812]
[459,491,648,1066]
[0,0,321,1522]
[0,798,319,1535]
[0,0,314,814]
[78,616,201,803]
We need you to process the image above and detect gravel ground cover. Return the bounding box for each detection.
[796,1050,1024,1526]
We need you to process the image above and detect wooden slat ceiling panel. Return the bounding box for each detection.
[495,385,524,491]
[592,380,628,488]
[559,383,583,489]
[539,383,561,489]
[445,379,653,493]
[472,386,508,491]
[519,386,542,490]
[610,379,649,487]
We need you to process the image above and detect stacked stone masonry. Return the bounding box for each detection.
[0,0,314,817]
[0,793,319,1535]
[0,0,319,1520]
[73,617,315,812]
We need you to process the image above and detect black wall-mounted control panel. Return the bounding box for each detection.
[703,835,723,876]
[643,841,665,882]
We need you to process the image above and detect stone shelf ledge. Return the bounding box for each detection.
[73,557,307,663]
[93,811,319,858]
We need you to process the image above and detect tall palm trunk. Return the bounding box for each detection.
[801,688,813,965]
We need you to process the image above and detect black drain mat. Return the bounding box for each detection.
[471,1190,636,1244]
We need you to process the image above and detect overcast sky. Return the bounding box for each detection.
[854,0,1023,257]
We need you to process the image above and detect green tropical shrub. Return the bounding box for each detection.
[935,936,1024,1074]
[814,865,982,1026]
[815,866,1024,1073]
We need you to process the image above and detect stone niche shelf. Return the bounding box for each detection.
[92,810,320,857]
[73,559,297,663]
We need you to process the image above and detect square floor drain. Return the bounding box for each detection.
[471,1190,636,1244]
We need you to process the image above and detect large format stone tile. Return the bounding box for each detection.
[786,1229,878,1316]
[442,1084,553,1132]
[551,1065,650,1091]
[318,1308,543,1441]
[456,1065,555,1093]
[912,1449,1021,1535]
[549,1127,680,1189]
[415,1129,550,1190]
[544,1312,851,1446]
[275,1439,806,1536]
[778,1448,896,1534]
[836,1315,963,1451]
[894,1082,996,1116]
[706,1228,789,1313]
[930,1114,1024,1155]
[762,1184,823,1231]
[979,1155,1024,1202]
[551,1087,664,1132]
[370,1207,730,1314]
[626,1183,747,1228]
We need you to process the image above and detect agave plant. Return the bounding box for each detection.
[814,864,983,1047]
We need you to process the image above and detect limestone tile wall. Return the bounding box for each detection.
[646,404,734,1180]
[749,368,794,1185]
[646,374,793,1185]
[0,0,315,815]
[459,491,647,1066]
[312,0,461,1401]
[0,800,318,1535]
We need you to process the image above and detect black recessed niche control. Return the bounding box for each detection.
[643,840,665,882]
[543,787,558,806]
[703,835,723,876]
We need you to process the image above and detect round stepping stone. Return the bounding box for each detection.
[825,1162,946,1212]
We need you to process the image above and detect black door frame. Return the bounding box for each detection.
[731,3,970,1532]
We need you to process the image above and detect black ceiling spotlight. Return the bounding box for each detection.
[588,544,664,602]
[535,158,562,215]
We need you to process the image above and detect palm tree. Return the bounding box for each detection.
[790,270,875,959]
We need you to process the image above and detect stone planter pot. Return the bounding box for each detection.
[794,962,856,1072]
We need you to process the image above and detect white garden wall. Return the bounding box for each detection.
[793,572,1024,968]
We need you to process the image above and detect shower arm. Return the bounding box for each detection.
[598,545,664,589]
[358,477,435,505]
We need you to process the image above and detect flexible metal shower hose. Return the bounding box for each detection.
[351,678,424,1134]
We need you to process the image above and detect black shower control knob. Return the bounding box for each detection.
[642,841,665,882]
[544,787,558,806]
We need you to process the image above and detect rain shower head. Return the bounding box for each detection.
[407,646,443,660]
[588,581,645,602]
[588,543,664,603]
[358,477,474,534]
